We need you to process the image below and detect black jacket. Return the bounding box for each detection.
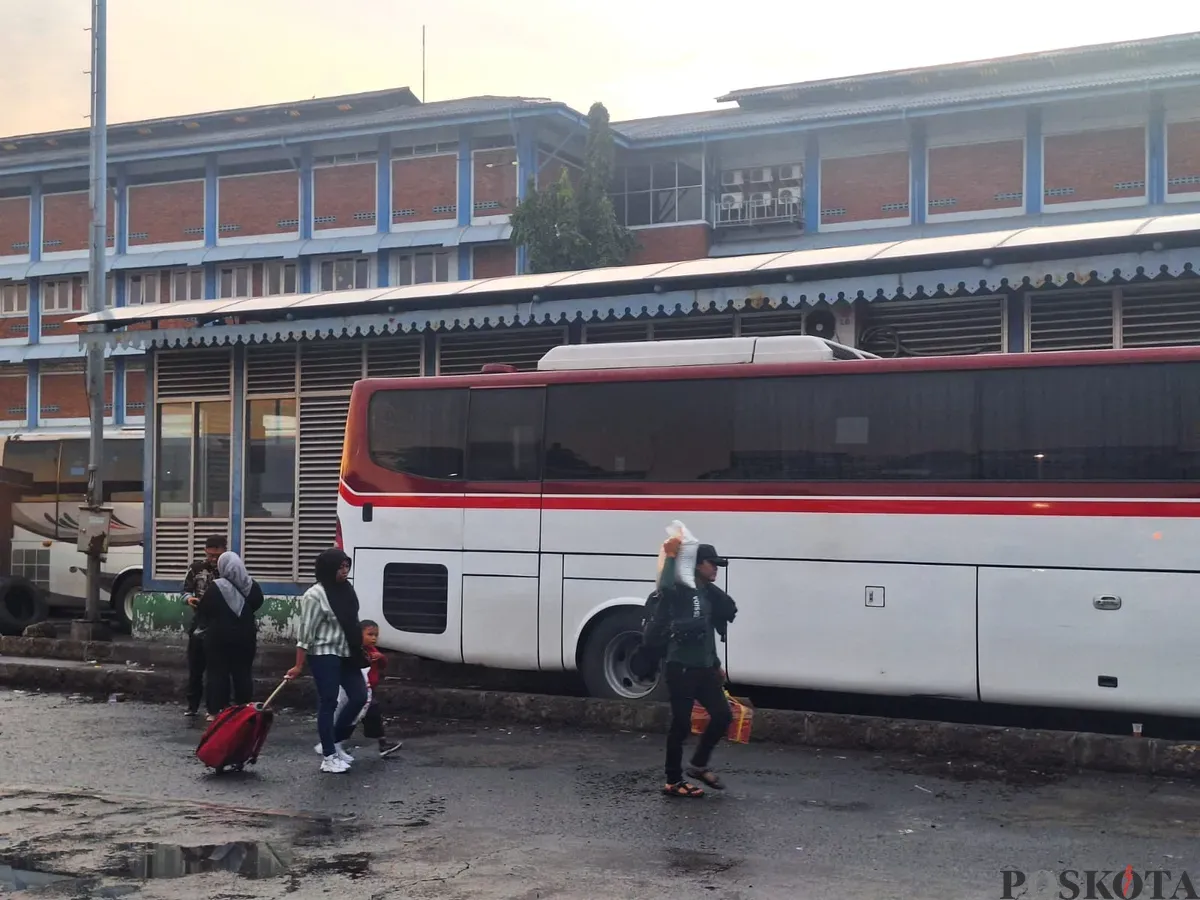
[633,582,737,677]
[197,580,265,644]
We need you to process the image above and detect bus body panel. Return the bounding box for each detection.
[537,552,566,671]
[978,568,1200,715]
[540,504,1200,573]
[724,558,978,697]
[462,574,539,668]
[463,506,540,553]
[350,546,464,664]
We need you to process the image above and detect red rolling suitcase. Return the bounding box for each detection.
[195,681,288,773]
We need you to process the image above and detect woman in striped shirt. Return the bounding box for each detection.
[285,548,369,774]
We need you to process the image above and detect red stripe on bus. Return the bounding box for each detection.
[337,484,1200,518]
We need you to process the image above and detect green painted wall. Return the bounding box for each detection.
[131,592,302,643]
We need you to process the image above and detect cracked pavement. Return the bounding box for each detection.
[2,688,1200,898]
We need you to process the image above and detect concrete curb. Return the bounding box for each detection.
[0,636,578,694]
[2,658,1198,779]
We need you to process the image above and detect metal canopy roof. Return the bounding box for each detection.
[718,32,1200,106]
[70,212,1200,331]
[617,62,1200,142]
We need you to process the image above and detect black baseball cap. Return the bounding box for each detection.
[696,544,727,567]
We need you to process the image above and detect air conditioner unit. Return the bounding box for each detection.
[749,191,772,206]
[721,170,744,187]
[720,192,745,209]
[777,186,802,206]
[749,167,774,184]
[778,164,802,182]
[803,307,838,339]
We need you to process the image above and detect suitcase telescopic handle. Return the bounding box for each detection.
[262,679,289,710]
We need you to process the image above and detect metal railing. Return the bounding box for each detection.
[713,193,804,228]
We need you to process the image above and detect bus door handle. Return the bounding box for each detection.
[362,503,373,523]
[1093,595,1122,611]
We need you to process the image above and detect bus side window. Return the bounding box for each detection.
[466,389,545,482]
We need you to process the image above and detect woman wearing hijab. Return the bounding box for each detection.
[196,551,264,718]
[285,548,369,774]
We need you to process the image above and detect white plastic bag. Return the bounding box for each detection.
[655,519,699,589]
[333,666,372,726]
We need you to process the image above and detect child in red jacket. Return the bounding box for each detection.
[360,620,402,758]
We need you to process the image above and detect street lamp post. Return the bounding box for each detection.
[77,0,110,639]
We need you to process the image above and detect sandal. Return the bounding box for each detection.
[663,781,705,798]
[687,767,725,790]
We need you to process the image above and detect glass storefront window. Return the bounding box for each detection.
[156,403,193,517]
[156,401,231,518]
[244,399,297,519]
[196,402,232,518]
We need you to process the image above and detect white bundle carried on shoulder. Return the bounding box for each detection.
[655,519,700,589]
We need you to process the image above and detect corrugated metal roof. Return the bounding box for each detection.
[617,61,1200,141]
[71,213,1200,331]
[719,31,1200,104]
[0,97,571,172]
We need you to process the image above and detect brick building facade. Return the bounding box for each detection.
[4,34,1200,429]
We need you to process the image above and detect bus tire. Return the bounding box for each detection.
[0,576,49,636]
[111,572,143,635]
[579,608,667,702]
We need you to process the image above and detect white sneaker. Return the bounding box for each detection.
[320,754,349,774]
[334,743,355,763]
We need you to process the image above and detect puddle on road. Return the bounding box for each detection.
[115,841,293,880]
[0,863,79,891]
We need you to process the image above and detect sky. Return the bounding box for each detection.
[4,0,1200,138]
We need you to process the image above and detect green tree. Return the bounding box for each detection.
[509,102,636,274]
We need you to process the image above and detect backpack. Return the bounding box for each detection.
[629,590,666,680]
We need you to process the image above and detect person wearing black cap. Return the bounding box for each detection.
[650,535,737,798]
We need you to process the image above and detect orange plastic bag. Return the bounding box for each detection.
[690,690,753,744]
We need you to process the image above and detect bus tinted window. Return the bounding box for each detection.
[368,389,467,479]
[731,371,977,481]
[466,389,544,481]
[544,381,735,481]
[979,363,1185,481]
[3,442,58,488]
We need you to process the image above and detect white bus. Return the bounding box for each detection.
[0,429,144,631]
[335,335,1200,716]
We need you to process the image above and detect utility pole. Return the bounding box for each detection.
[79,0,109,637]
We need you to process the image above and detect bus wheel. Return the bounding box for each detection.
[111,573,143,635]
[0,576,49,636]
[580,609,666,701]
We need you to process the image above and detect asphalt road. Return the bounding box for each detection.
[3,688,1200,900]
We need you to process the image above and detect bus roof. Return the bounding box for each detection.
[355,342,1200,393]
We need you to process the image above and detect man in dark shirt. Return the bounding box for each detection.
[182,534,226,718]
[651,536,736,798]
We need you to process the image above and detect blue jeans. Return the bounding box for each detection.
[309,654,368,757]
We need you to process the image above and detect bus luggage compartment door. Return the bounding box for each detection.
[978,567,1200,716]
[352,549,463,664]
[724,559,977,698]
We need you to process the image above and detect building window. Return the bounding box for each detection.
[263,261,298,296]
[128,272,162,305]
[172,269,204,302]
[611,155,704,227]
[156,401,231,518]
[218,265,251,299]
[244,398,297,519]
[395,251,451,286]
[716,163,804,228]
[129,269,202,304]
[0,282,28,316]
[319,256,370,291]
[42,277,83,314]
